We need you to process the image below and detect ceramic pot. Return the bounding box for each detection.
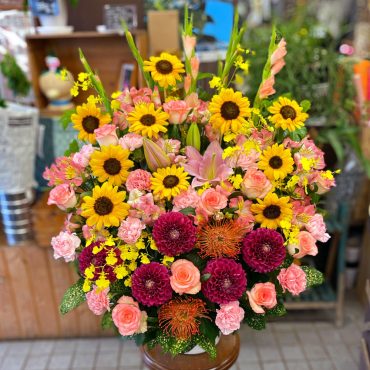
[141,333,240,370]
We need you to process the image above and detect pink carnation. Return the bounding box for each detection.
[173,188,200,211]
[126,169,151,192]
[129,193,162,225]
[119,133,143,151]
[306,214,330,242]
[51,231,80,262]
[47,184,77,211]
[72,144,95,168]
[94,124,118,147]
[118,217,145,244]
[215,301,245,335]
[112,111,129,130]
[112,295,147,336]
[247,282,277,314]
[86,286,110,315]
[278,264,307,296]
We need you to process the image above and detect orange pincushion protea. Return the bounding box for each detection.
[158,297,209,340]
[196,219,247,258]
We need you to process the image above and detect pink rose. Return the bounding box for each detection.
[51,231,80,262]
[119,133,143,151]
[86,286,110,315]
[47,184,77,211]
[289,231,318,259]
[170,259,201,295]
[94,125,118,147]
[306,214,330,242]
[118,217,145,244]
[163,100,190,125]
[73,144,95,168]
[126,169,151,192]
[247,282,277,314]
[241,169,272,199]
[215,301,245,335]
[278,264,307,296]
[112,296,147,336]
[198,188,228,216]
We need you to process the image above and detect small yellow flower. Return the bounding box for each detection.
[106,251,118,266]
[114,265,129,279]
[84,265,95,279]
[162,255,174,266]
[70,84,79,97]
[140,254,150,264]
[60,68,68,81]
[83,278,92,293]
[96,273,110,290]
[209,76,222,89]
[229,174,243,190]
[124,277,132,287]
[78,72,89,82]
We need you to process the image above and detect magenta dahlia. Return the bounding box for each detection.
[242,228,286,273]
[201,258,247,304]
[152,211,197,256]
[78,242,122,282]
[131,262,172,306]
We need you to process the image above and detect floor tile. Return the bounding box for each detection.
[119,351,142,367]
[285,361,310,370]
[237,361,262,370]
[95,351,119,368]
[309,359,335,370]
[258,346,282,362]
[0,343,8,358]
[6,341,31,355]
[98,338,122,353]
[30,340,55,355]
[302,344,328,360]
[75,339,100,353]
[332,357,357,370]
[238,343,259,363]
[53,339,79,354]
[0,355,26,370]
[262,362,286,370]
[325,344,352,361]
[48,353,73,370]
[280,345,306,361]
[71,352,95,369]
[24,355,49,370]
[276,332,298,346]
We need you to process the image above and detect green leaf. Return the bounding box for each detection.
[64,139,80,156]
[326,130,344,163]
[199,319,219,342]
[301,266,324,288]
[194,335,217,359]
[245,313,266,330]
[59,109,75,130]
[59,279,86,315]
[178,207,196,216]
[266,303,287,317]
[300,99,311,112]
[201,273,211,282]
[197,72,214,80]
[101,311,114,329]
[289,126,307,142]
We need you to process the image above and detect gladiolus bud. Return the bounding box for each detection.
[143,138,171,172]
[186,123,201,151]
[190,57,200,79]
[184,75,191,94]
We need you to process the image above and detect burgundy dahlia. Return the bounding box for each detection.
[201,258,247,304]
[152,211,197,256]
[78,242,122,282]
[242,228,286,273]
[131,262,172,306]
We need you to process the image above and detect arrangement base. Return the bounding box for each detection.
[141,334,240,370]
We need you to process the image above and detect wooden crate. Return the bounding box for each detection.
[0,243,113,339]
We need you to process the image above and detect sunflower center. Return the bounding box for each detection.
[263,205,281,219]
[93,196,114,216]
[163,175,180,188]
[145,279,155,289]
[280,105,297,120]
[140,114,156,126]
[169,229,180,240]
[223,278,232,289]
[155,60,173,74]
[82,115,100,133]
[103,158,122,175]
[220,101,240,120]
[269,155,283,169]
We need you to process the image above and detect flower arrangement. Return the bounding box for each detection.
[44,10,336,358]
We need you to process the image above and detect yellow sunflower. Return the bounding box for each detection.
[151,165,189,200]
[259,143,294,180]
[127,103,169,139]
[81,182,129,230]
[209,88,251,134]
[71,101,111,143]
[268,97,309,132]
[251,192,293,229]
[143,52,185,88]
[89,145,133,186]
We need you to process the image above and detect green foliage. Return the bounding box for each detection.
[59,279,86,315]
[101,311,114,329]
[244,311,266,330]
[0,53,30,97]
[301,266,325,288]
[266,303,287,317]
[199,318,219,343]
[64,139,80,156]
[60,109,75,130]
[178,207,196,216]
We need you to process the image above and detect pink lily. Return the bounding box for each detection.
[183,141,233,187]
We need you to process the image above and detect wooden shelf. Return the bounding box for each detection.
[25,30,148,111]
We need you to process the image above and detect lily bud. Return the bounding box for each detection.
[186,123,201,151]
[143,138,171,172]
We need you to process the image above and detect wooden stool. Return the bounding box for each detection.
[141,334,240,370]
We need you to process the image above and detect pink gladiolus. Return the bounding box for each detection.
[184,75,191,94]
[259,75,276,99]
[182,35,196,59]
[271,39,287,69]
[184,141,233,187]
[142,138,171,172]
[190,56,200,79]
[151,86,162,107]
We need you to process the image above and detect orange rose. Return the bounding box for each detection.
[170,259,201,295]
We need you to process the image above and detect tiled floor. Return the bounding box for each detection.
[0,298,364,370]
